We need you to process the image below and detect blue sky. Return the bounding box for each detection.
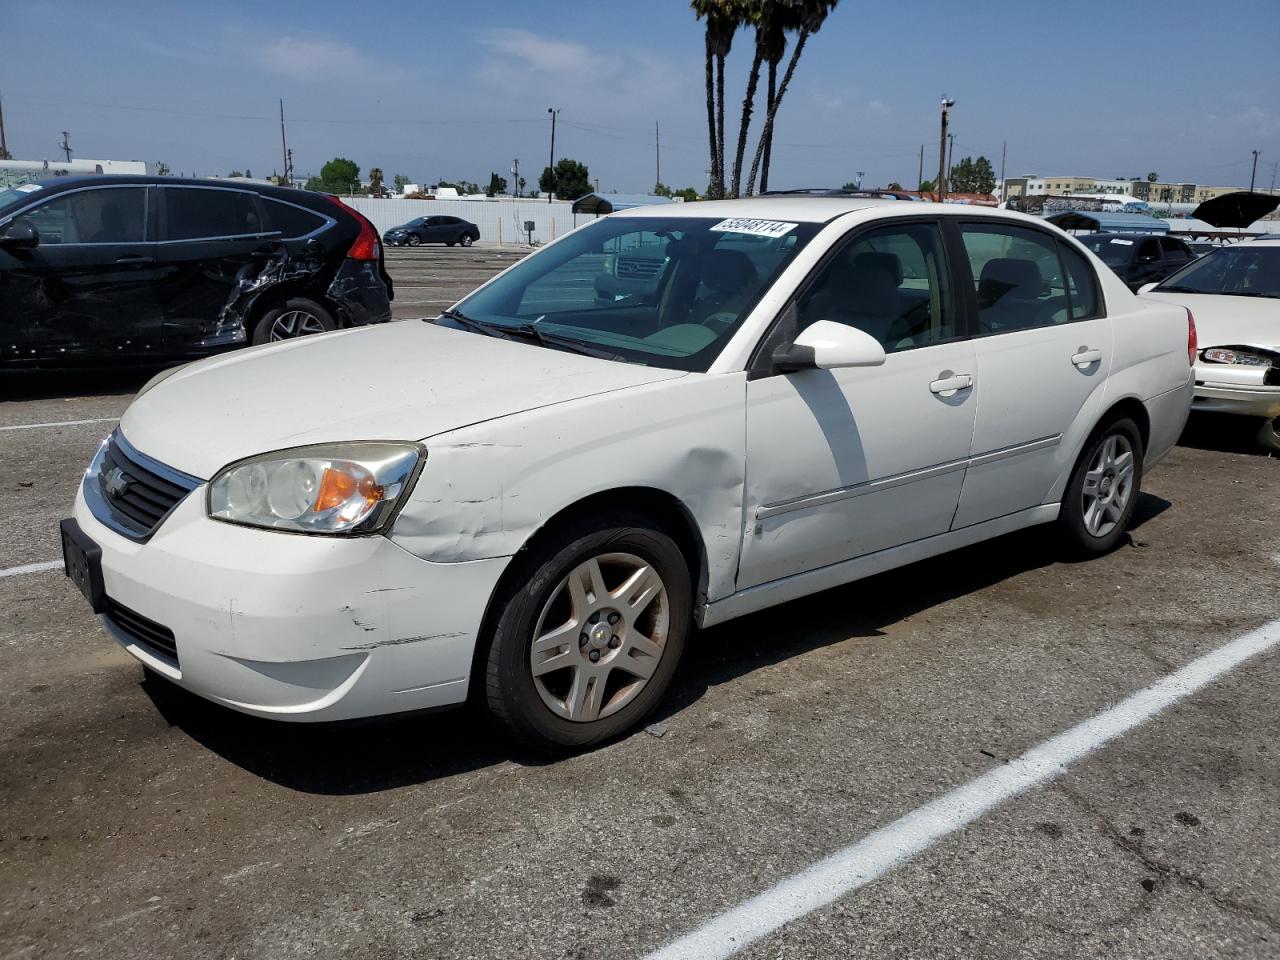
[3,0,1278,192]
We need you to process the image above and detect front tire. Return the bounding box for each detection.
[460,234,474,247]
[251,297,336,345]
[484,517,692,752]
[1058,417,1144,555]
[406,234,421,247]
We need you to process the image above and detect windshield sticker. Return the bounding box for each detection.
[1109,238,1134,245]
[710,218,798,239]
[15,184,42,193]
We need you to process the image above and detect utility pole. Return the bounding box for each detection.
[937,97,954,201]
[855,170,865,189]
[286,148,294,186]
[947,134,956,188]
[655,121,661,191]
[1249,149,1260,192]
[547,107,560,203]
[59,130,72,163]
[917,144,923,190]
[0,93,9,160]
[512,158,520,197]
[279,100,290,189]
[999,140,1007,198]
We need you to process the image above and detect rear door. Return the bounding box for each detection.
[950,221,1112,528]
[153,185,277,353]
[0,184,160,362]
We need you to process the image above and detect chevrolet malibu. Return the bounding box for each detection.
[62,198,1195,751]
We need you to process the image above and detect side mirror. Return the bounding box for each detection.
[1137,282,1159,295]
[0,221,39,249]
[773,320,887,372]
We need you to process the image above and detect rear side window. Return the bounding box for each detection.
[1159,237,1190,259]
[1059,242,1102,320]
[959,223,1068,333]
[263,199,327,238]
[10,187,147,244]
[163,188,264,241]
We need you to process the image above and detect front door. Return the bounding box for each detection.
[153,185,277,353]
[0,185,160,363]
[950,221,1112,528]
[739,219,978,590]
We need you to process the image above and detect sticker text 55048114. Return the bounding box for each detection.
[709,218,798,239]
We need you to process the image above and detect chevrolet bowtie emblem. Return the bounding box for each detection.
[103,466,132,499]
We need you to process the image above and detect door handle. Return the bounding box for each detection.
[115,254,154,265]
[1071,348,1102,367]
[929,373,973,396]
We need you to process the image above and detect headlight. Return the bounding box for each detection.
[1201,348,1273,366]
[208,442,422,535]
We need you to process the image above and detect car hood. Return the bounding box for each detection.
[1141,291,1279,350]
[120,322,685,479]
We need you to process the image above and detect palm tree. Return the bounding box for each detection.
[745,0,839,196]
[730,2,789,198]
[692,0,745,200]
[369,167,385,197]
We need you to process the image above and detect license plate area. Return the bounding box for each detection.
[60,518,105,613]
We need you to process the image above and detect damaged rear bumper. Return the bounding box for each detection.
[328,259,393,328]
[73,485,508,722]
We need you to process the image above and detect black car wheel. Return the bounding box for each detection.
[406,234,421,247]
[460,234,474,248]
[252,297,336,345]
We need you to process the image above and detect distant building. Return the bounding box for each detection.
[0,157,150,188]
[1000,175,1278,208]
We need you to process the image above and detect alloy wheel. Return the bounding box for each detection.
[407,234,421,246]
[268,309,327,341]
[530,552,669,723]
[1081,433,1135,537]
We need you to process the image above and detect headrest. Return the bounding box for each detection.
[702,249,757,294]
[850,251,903,286]
[979,258,1041,302]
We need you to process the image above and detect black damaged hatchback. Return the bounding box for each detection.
[0,176,393,366]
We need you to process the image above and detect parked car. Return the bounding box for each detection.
[1138,236,1280,449]
[384,215,479,247]
[62,199,1193,751]
[1077,232,1195,291]
[0,176,392,365]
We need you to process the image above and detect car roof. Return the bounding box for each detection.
[15,175,332,206]
[614,196,1036,225]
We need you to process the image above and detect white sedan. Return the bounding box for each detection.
[1139,236,1280,450]
[62,198,1195,750]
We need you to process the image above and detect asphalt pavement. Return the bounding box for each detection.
[0,250,1277,960]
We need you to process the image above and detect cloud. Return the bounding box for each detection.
[479,29,605,75]
[254,36,376,81]
[868,99,891,116]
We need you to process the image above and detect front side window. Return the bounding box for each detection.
[960,223,1068,333]
[163,188,263,241]
[450,215,819,371]
[10,187,147,244]
[797,221,956,351]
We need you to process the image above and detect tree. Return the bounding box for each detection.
[887,181,903,190]
[518,176,527,196]
[437,179,481,195]
[692,1,746,199]
[948,155,995,195]
[840,181,858,191]
[304,175,323,191]
[228,170,244,178]
[745,0,840,196]
[654,182,673,197]
[539,158,591,200]
[674,187,701,201]
[245,168,252,179]
[486,172,509,197]
[369,167,385,197]
[155,162,171,176]
[917,178,935,193]
[1146,171,1159,183]
[393,173,409,194]
[317,157,360,194]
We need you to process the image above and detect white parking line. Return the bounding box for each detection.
[0,417,117,432]
[0,560,62,579]
[642,619,1280,960]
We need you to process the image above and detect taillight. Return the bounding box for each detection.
[1186,307,1197,365]
[325,195,381,261]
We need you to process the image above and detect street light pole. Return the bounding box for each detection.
[547,107,560,204]
[937,97,954,202]
[1249,149,1260,192]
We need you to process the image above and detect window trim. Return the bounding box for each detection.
[951,219,1106,339]
[747,214,967,380]
[154,184,278,244]
[0,183,152,245]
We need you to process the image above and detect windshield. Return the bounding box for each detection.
[446,215,818,371]
[1080,235,1136,266]
[1156,245,1280,299]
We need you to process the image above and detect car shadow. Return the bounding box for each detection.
[1177,411,1275,458]
[142,497,1170,795]
[0,365,168,401]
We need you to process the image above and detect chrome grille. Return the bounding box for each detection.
[85,431,202,541]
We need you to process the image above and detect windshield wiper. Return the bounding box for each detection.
[435,309,624,361]
[1153,285,1201,293]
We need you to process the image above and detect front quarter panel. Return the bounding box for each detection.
[390,373,747,604]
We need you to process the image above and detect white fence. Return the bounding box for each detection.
[342,197,585,246]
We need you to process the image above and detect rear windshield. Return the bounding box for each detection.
[1156,245,1280,299]
[447,215,820,371]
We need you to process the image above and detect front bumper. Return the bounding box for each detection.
[72,484,509,722]
[1192,361,1280,418]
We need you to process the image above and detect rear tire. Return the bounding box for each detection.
[1057,417,1144,556]
[251,297,336,345]
[484,516,691,753]
[1256,417,1280,453]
